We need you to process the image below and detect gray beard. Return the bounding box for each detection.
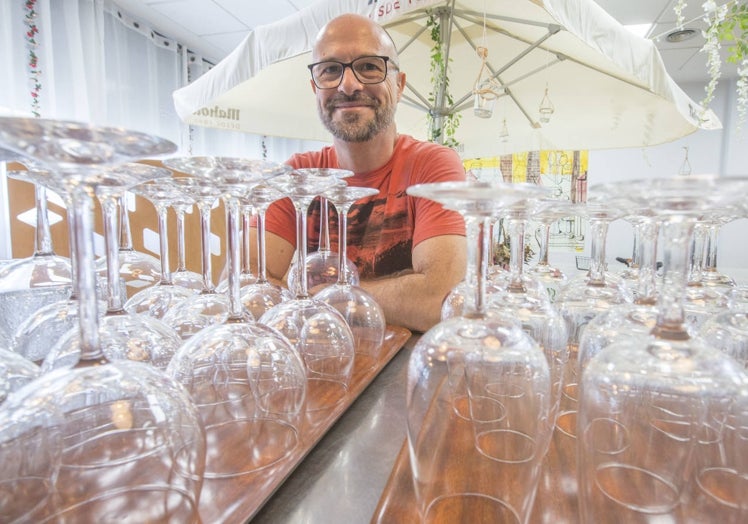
[319,98,395,143]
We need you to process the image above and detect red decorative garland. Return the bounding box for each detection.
[25,0,41,117]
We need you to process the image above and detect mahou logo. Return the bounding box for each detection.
[193,106,240,121]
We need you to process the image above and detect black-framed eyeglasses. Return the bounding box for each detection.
[307,55,397,89]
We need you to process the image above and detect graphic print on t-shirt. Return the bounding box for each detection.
[307,189,413,279]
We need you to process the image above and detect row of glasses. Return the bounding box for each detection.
[260,168,356,412]
[0,117,206,522]
[578,174,748,522]
[405,180,554,523]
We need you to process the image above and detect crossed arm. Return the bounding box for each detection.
[255,230,466,333]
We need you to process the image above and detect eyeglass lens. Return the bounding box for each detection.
[311,56,388,88]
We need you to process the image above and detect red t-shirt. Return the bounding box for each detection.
[265,134,466,279]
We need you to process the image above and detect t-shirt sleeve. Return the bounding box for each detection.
[408,145,467,247]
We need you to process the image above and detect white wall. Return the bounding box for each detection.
[582,78,748,284]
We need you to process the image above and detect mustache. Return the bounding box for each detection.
[325,93,379,109]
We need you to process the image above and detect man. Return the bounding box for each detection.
[257,13,466,333]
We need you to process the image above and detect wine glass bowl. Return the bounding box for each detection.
[314,185,385,371]
[124,179,194,319]
[405,180,555,524]
[260,168,356,412]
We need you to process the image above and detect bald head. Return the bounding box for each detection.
[312,13,399,66]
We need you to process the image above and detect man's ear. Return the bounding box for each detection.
[310,79,317,94]
[396,72,406,101]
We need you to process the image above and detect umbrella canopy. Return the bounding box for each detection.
[172,0,720,158]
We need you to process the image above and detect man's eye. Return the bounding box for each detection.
[320,64,342,76]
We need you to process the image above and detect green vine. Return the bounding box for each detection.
[426,12,461,148]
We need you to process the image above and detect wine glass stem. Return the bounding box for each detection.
[34,184,54,255]
[537,222,550,267]
[119,194,134,251]
[65,197,79,299]
[687,225,706,285]
[336,202,351,285]
[155,204,173,285]
[654,220,693,338]
[175,207,187,272]
[703,223,719,272]
[466,216,488,316]
[294,201,310,298]
[588,218,609,285]
[635,219,658,304]
[318,197,330,253]
[242,206,253,276]
[507,217,526,292]
[72,185,102,359]
[225,198,243,318]
[198,202,215,293]
[101,195,125,312]
[256,208,269,284]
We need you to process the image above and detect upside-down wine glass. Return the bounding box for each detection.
[124,179,194,319]
[0,116,206,523]
[42,164,182,372]
[288,194,360,292]
[315,185,385,372]
[525,200,576,303]
[95,192,161,298]
[406,180,553,524]
[0,168,72,291]
[553,199,632,440]
[484,198,569,425]
[260,168,356,412]
[160,165,230,339]
[9,172,97,363]
[241,183,292,320]
[170,193,204,292]
[0,169,73,349]
[167,158,306,485]
[578,175,748,523]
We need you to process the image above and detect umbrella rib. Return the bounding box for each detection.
[453,8,559,30]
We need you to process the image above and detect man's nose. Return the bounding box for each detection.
[338,66,363,94]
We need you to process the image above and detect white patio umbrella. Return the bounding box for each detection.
[172,0,720,158]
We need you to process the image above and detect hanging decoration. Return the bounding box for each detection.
[24,0,42,118]
[261,135,268,160]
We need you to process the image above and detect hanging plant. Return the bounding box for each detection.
[425,11,461,149]
[24,0,42,117]
[674,0,748,129]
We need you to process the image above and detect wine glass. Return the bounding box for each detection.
[0,168,73,350]
[525,199,577,303]
[260,168,356,412]
[553,199,632,439]
[42,164,183,371]
[95,193,162,298]
[215,201,259,293]
[578,175,748,522]
[240,183,292,319]
[124,179,194,319]
[288,194,360,292]
[160,171,230,339]
[0,116,206,523]
[170,194,204,292]
[0,168,72,291]
[9,173,101,364]
[405,180,554,524]
[166,160,307,480]
[315,185,385,372]
[484,199,569,425]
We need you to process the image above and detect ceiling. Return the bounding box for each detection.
[114,0,735,86]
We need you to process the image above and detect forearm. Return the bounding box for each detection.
[360,272,449,333]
